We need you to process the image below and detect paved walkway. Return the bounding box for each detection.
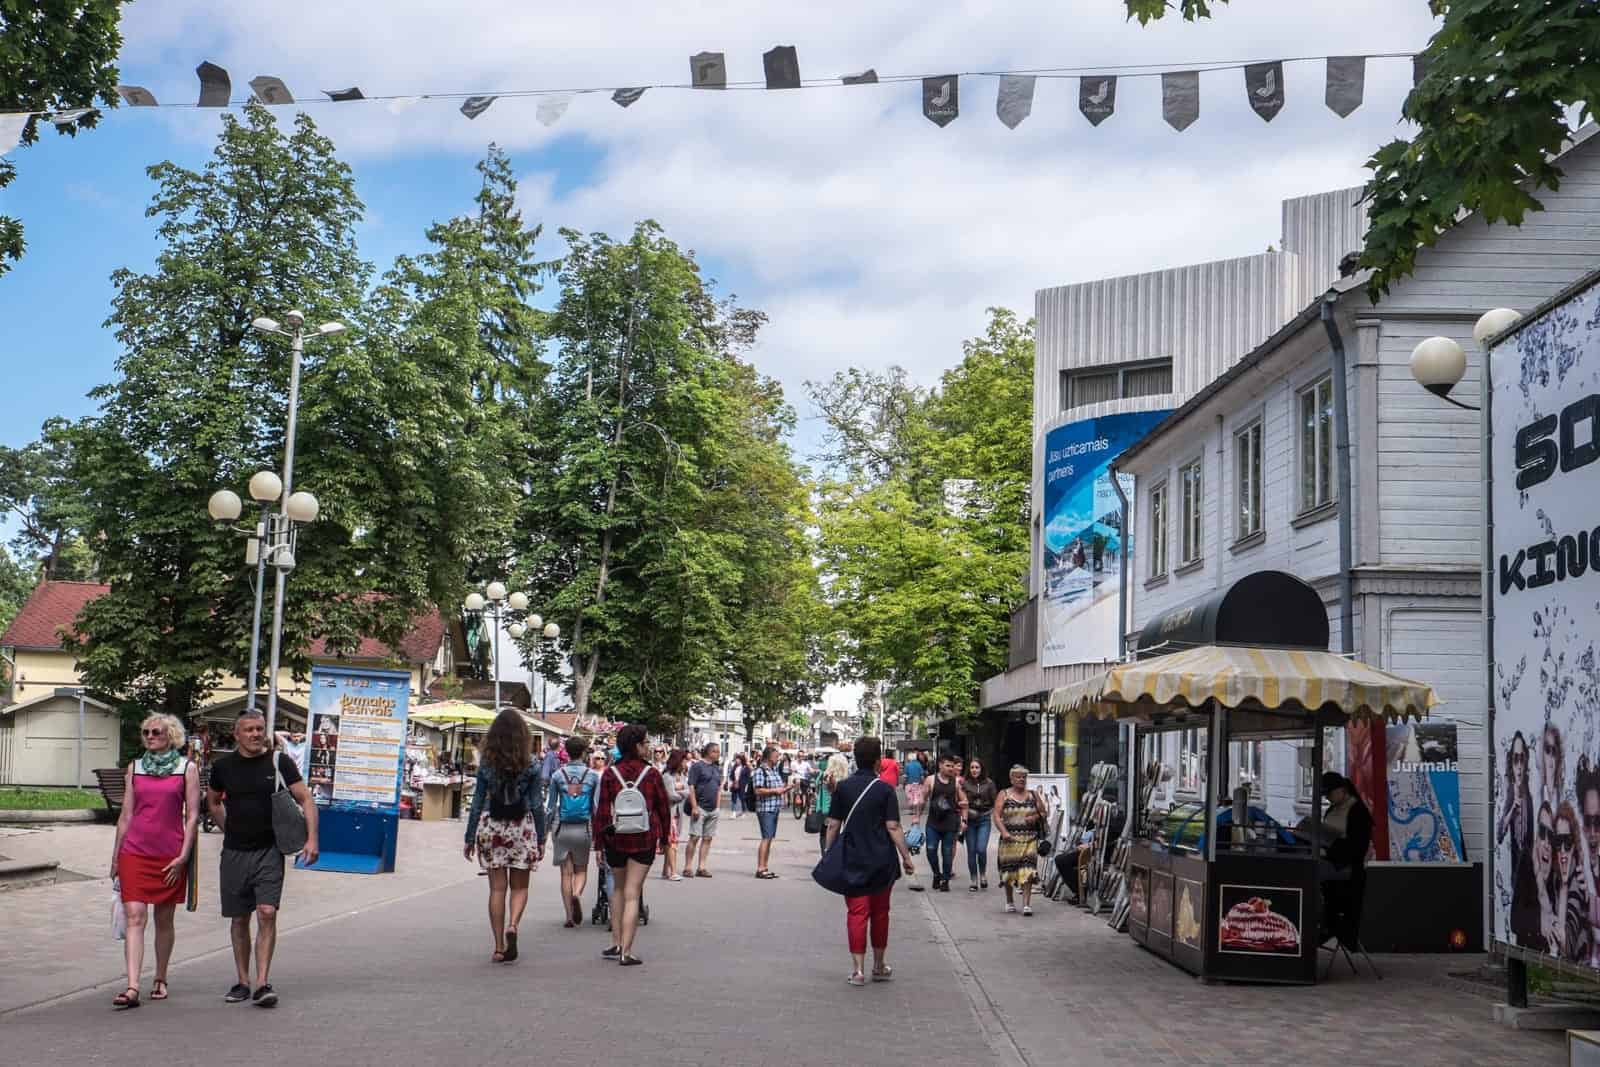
[0,814,1567,1065]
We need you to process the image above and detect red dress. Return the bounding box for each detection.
[117,759,190,905]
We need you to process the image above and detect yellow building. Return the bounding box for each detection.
[1,580,452,785]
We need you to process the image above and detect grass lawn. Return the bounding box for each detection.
[0,787,106,811]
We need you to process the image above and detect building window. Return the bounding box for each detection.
[1235,420,1263,540]
[1179,458,1203,565]
[1298,377,1335,514]
[1299,728,1347,802]
[1061,358,1174,411]
[1148,481,1169,578]
[1178,728,1206,794]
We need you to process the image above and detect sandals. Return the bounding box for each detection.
[695,870,712,878]
[846,972,866,986]
[619,954,643,966]
[755,870,779,879]
[568,897,583,925]
[491,950,507,963]
[113,987,141,1010]
[150,979,169,1001]
[503,929,518,962]
[872,965,894,982]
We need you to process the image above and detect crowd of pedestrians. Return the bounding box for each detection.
[111,700,1051,1005]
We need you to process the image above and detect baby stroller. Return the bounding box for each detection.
[591,851,648,927]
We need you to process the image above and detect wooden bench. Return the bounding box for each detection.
[94,766,127,813]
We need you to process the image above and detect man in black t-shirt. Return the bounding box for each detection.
[207,709,319,1008]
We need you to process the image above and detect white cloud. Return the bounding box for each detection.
[111,1,1441,452]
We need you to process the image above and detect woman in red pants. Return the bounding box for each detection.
[823,736,917,986]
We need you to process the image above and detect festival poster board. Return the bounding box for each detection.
[1039,410,1171,667]
[1385,721,1464,862]
[1489,273,1600,968]
[307,665,411,814]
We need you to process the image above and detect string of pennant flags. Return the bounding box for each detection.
[0,47,1427,154]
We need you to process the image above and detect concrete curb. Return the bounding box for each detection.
[0,809,105,826]
[0,859,61,893]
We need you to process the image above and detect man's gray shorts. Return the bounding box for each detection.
[689,809,720,839]
[219,846,285,918]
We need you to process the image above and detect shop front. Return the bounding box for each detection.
[1051,573,1439,984]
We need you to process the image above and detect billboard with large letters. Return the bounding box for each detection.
[1490,273,1600,969]
[306,665,411,814]
[1040,410,1170,667]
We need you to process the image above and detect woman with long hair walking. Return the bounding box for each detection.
[960,758,997,891]
[109,714,200,1009]
[727,753,750,818]
[821,736,917,987]
[594,725,672,965]
[661,749,690,881]
[463,709,545,963]
[994,765,1047,916]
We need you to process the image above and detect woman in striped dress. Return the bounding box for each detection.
[993,766,1047,916]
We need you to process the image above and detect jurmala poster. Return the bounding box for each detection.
[1489,272,1600,970]
[307,665,411,814]
[1039,410,1169,667]
[1385,722,1464,862]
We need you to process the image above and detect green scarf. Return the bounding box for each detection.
[139,747,183,777]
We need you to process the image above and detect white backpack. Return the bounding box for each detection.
[610,765,654,835]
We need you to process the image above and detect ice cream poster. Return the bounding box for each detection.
[1218,884,1303,957]
[1385,722,1464,863]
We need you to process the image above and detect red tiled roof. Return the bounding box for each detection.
[0,581,109,650]
[1,580,444,665]
[424,677,531,709]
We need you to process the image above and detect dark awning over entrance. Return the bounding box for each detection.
[1135,571,1328,659]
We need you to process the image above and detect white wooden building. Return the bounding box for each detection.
[1115,127,1600,869]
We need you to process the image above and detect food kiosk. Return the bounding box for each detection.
[1049,572,1439,984]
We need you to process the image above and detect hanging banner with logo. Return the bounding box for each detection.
[923,74,959,127]
[1040,410,1171,668]
[307,665,411,814]
[1489,272,1600,967]
[1162,71,1199,131]
[1079,76,1116,126]
[1244,61,1284,122]
[1385,721,1464,861]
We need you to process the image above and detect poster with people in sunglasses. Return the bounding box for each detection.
[1489,273,1600,969]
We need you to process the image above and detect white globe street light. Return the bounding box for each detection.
[208,489,242,523]
[249,470,283,503]
[507,623,527,639]
[508,591,529,612]
[486,581,508,602]
[543,622,560,640]
[526,614,543,631]
[1409,336,1468,403]
[286,491,319,523]
[1474,307,1522,348]
[464,591,486,612]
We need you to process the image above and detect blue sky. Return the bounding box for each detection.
[0,0,1442,459]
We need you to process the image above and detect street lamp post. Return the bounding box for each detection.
[464,586,534,712]
[209,470,290,714]
[249,311,345,740]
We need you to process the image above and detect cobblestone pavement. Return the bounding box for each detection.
[0,815,1569,1065]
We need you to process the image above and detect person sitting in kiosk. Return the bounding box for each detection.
[1313,771,1372,946]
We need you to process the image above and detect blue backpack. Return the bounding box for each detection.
[558,765,595,823]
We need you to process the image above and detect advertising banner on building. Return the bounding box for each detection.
[1040,410,1170,667]
[1385,721,1464,862]
[307,665,411,814]
[1489,274,1600,967]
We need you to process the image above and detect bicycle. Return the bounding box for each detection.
[791,778,814,819]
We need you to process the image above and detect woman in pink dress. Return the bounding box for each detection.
[108,713,200,1009]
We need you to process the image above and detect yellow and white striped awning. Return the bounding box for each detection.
[1047,644,1439,723]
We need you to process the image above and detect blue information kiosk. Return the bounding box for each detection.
[299,665,412,875]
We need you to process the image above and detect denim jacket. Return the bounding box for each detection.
[464,764,545,845]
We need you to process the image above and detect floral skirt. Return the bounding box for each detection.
[476,813,540,871]
[997,799,1040,887]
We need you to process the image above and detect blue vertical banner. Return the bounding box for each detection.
[1039,410,1170,667]
[1384,721,1464,862]
[307,665,411,814]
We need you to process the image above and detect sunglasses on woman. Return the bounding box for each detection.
[141,728,166,738]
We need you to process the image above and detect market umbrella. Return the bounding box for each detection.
[1048,644,1439,723]
[414,701,500,724]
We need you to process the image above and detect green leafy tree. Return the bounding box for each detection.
[0,418,97,580]
[0,0,127,277]
[66,106,498,715]
[812,309,1034,726]
[1124,0,1600,298]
